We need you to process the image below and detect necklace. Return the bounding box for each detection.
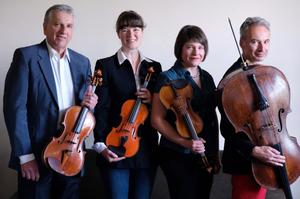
[190,69,200,78]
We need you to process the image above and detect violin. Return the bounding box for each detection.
[43,70,102,176]
[105,67,155,157]
[159,79,213,173]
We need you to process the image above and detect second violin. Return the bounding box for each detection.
[106,67,155,157]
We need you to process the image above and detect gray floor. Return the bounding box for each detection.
[152,166,285,199]
[11,150,285,198]
[80,150,285,199]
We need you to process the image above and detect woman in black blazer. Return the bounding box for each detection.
[93,10,162,199]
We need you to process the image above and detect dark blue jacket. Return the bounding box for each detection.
[3,40,91,171]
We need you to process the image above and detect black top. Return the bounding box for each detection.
[218,58,255,174]
[94,53,162,168]
[154,60,219,160]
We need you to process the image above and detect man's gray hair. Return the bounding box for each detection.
[240,17,270,39]
[44,4,74,24]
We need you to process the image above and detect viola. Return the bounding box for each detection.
[159,79,213,173]
[218,65,300,199]
[43,70,102,176]
[105,67,155,157]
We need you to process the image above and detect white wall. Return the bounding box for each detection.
[1,0,300,198]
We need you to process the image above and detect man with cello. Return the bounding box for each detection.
[218,17,287,199]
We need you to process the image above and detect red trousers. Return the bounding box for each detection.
[231,174,267,199]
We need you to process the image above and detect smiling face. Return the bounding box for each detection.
[118,26,143,51]
[43,10,74,55]
[181,40,205,68]
[240,25,270,64]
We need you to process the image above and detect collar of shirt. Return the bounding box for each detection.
[172,60,189,77]
[172,60,202,77]
[171,60,204,91]
[46,40,70,62]
[117,48,152,66]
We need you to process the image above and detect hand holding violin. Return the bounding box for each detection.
[82,85,98,110]
[136,87,152,104]
[182,138,206,154]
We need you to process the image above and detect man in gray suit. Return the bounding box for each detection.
[3,4,97,199]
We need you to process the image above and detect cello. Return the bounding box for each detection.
[105,67,155,157]
[217,19,300,198]
[159,79,213,173]
[43,69,102,176]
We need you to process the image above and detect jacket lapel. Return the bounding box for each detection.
[68,51,81,104]
[38,41,59,107]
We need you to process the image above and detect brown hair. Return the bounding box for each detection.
[174,25,208,61]
[116,10,145,32]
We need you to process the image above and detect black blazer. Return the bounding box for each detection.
[94,53,162,168]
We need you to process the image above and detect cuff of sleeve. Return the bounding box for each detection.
[93,142,107,154]
[19,154,35,164]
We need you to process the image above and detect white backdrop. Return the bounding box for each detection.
[1,0,299,198]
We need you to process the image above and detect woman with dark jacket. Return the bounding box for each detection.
[151,25,220,199]
[93,10,162,199]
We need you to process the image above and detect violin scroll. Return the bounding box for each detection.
[90,69,103,88]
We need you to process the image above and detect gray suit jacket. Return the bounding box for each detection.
[3,40,91,171]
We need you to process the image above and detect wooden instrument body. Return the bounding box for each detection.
[43,106,95,176]
[159,79,213,173]
[105,67,154,158]
[43,69,102,176]
[218,65,300,189]
[159,82,203,138]
[106,99,148,157]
